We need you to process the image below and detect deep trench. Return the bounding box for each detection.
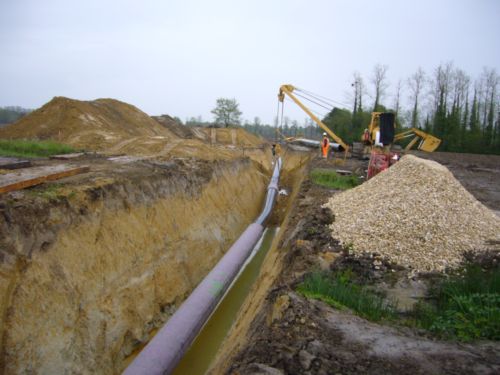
[0,152,308,375]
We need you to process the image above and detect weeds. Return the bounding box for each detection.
[0,139,75,158]
[297,270,398,322]
[412,265,500,341]
[25,184,72,201]
[310,169,360,190]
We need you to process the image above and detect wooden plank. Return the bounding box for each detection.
[335,169,353,176]
[49,153,85,160]
[0,157,32,170]
[0,165,90,194]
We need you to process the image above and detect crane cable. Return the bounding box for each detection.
[295,87,351,108]
[293,92,334,112]
[283,96,329,119]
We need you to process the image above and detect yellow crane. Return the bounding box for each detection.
[278,85,441,159]
[278,84,350,156]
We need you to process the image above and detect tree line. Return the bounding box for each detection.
[185,63,499,154]
[326,63,499,154]
[0,106,32,125]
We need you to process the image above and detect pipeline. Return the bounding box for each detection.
[124,157,283,375]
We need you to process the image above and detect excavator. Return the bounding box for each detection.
[277,84,441,159]
[353,111,442,159]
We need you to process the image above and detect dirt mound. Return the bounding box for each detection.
[324,155,500,274]
[0,97,176,150]
[195,127,265,147]
[152,115,194,139]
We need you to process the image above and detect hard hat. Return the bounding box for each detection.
[323,132,327,136]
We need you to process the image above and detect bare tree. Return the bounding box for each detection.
[352,72,365,114]
[393,79,403,124]
[371,64,389,111]
[480,68,499,144]
[408,67,426,128]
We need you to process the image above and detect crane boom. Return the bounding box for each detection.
[278,84,350,153]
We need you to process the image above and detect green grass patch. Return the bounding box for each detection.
[297,271,398,322]
[0,139,75,158]
[412,265,500,341]
[310,169,360,190]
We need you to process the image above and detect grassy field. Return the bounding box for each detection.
[310,168,360,190]
[0,139,75,158]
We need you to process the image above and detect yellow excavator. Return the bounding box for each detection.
[354,112,442,159]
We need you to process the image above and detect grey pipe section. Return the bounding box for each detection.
[124,157,282,375]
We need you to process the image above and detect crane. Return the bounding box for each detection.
[278,84,350,156]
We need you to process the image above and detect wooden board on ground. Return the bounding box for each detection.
[0,157,32,170]
[49,153,85,160]
[335,169,352,175]
[0,164,90,194]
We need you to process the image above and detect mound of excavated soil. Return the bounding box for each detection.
[324,155,500,274]
[196,127,265,147]
[152,115,194,139]
[0,97,176,150]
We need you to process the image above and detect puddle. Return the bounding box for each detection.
[172,227,278,375]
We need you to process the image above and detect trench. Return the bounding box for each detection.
[172,227,278,375]
[0,150,309,374]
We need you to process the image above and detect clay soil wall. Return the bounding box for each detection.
[0,158,268,374]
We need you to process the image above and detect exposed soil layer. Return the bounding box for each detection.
[213,153,500,375]
[0,153,272,374]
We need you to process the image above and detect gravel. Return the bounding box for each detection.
[324,155,500,274]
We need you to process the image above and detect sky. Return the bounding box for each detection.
[1,0,499,125]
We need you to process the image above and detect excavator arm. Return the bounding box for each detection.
[394,128,441,152]
[278,84,350,152]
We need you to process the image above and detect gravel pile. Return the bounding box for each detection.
[324,155,500,274]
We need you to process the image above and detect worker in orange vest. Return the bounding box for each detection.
[321,133,330,158]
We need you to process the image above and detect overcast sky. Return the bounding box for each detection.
[1,0,499,124]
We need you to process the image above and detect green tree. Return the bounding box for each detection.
[211,98,242,128]
[323,107,353,142]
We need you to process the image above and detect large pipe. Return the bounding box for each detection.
[124,157,282,375]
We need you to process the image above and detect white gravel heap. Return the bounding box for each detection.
[324,155,500,274]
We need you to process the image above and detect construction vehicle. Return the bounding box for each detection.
[278,84,350,157]
[277,85,441,160]
[353,112,442,159]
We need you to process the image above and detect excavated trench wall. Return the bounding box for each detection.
[0,158,268,374]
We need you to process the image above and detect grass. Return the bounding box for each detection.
[297,270,398,322]
[412,265,500,341]
[0,139,75,158]
[310,169,360,190]
[25,183,74,201]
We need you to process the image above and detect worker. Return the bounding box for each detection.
[362,128,371,156]
[321,133,330,158]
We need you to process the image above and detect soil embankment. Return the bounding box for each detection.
[210,153,500,375]
[0,156,270,374]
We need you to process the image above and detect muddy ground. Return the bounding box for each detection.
[223,152,500,375]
